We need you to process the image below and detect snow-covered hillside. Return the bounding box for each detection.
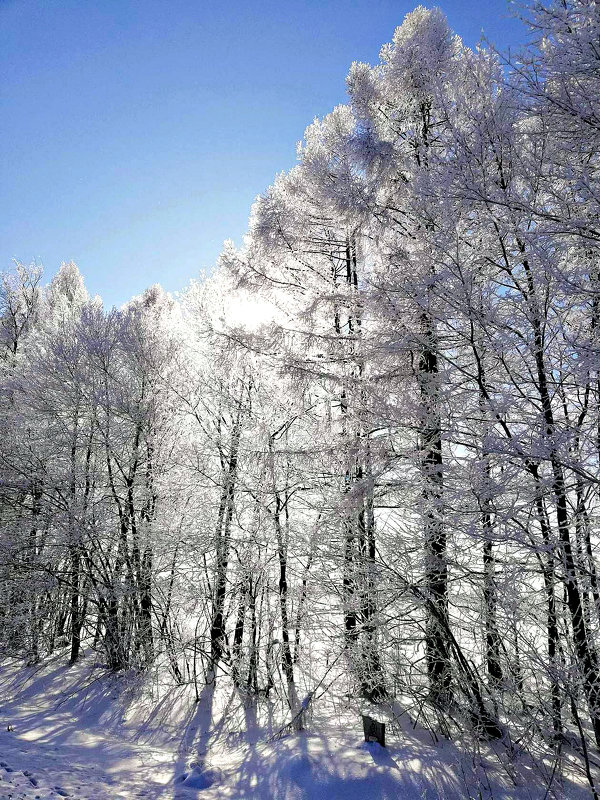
[0,653,596,799]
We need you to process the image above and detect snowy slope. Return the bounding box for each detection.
[0,654,595,799]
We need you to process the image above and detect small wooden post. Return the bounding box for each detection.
[362,714,385,747]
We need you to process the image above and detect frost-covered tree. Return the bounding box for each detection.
[5,0,600,769]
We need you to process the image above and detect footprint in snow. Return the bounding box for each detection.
[54,788,69,797]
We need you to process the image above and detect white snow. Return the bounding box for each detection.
[0,653,595,799]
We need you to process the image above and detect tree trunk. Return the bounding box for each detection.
[418,310,452,705]
[209,410,242,682]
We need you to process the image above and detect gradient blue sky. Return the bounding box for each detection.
[2,0,527,308]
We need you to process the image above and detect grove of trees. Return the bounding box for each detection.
[3,0,600,771]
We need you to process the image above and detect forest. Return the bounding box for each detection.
[2,1,600,797]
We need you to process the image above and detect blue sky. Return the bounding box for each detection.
[1,0,527,308]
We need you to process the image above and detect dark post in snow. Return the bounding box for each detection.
[362,714,385,747]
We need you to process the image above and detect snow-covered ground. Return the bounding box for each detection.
[0,653,596,799]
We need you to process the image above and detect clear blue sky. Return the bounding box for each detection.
[1,0,526,308]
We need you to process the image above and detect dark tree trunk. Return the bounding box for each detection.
[521,249,600,747]
[418,310,452,705]
[232,581,247,688]
[209,410,241,682]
